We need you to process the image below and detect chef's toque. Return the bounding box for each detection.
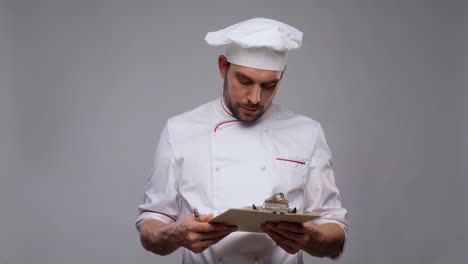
[205,18,303,71]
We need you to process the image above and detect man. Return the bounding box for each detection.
[136,18,348,263]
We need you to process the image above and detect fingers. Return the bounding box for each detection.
[187,213,213,223]
[274,224,309,245]
[187,228,236,243]
[185,228,235,253]
[194,222,236,233]
[262,227,297,254]
[180,212,238,253]
[302,221,321,237]
[188,232,232,253]
[276,222,305,234]
[185,213,235,233]
[199,214,214,222]
[199,229,237,241]
[263,222,307,242]
[262,222,308,254]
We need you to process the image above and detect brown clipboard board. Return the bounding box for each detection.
[209,208,320,233]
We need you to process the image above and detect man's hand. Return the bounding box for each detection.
[174,213,237,253]
[261,221,320,254]
[140,213,237,256]
[261,221,345,258]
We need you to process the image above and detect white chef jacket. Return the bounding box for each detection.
[136,97,348,264]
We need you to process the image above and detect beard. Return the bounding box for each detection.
[223,80,265,123]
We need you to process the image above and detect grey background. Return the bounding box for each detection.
[1,0,466,263]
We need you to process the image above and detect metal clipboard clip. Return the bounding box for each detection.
[252,192,297,214]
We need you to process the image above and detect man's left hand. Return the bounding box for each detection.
[261,221,323,254]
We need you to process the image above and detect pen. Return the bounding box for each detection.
[193,207,201,222]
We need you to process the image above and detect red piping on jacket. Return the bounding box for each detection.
[276,158,306,165]
[214,120,238,132]
[220,97,234,117]
[139,210,177,222]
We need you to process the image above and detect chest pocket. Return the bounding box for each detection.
[268,155,309,210]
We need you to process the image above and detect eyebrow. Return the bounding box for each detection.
[235,72,253,82]
[235,72,281,84]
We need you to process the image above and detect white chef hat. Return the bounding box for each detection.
[205,18,303,71]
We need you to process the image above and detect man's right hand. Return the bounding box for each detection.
[139,213,237,255]
[174,213,237,253]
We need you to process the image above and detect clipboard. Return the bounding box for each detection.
[209,208,319,233]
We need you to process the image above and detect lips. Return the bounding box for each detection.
[241,106,259,114]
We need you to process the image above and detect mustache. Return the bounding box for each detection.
[241,103,261,110]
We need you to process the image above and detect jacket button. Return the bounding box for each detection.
[260,165,266,171]
[215,167,220,171]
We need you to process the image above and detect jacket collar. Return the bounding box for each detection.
[219,95,235,119]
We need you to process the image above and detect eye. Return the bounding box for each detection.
[238,77,252,85]
[262,82,277,89]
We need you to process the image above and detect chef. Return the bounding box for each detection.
[136,18,348,264]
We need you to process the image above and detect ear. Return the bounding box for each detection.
[218,55,229,79]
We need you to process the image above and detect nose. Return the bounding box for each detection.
[247,84,261,105]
